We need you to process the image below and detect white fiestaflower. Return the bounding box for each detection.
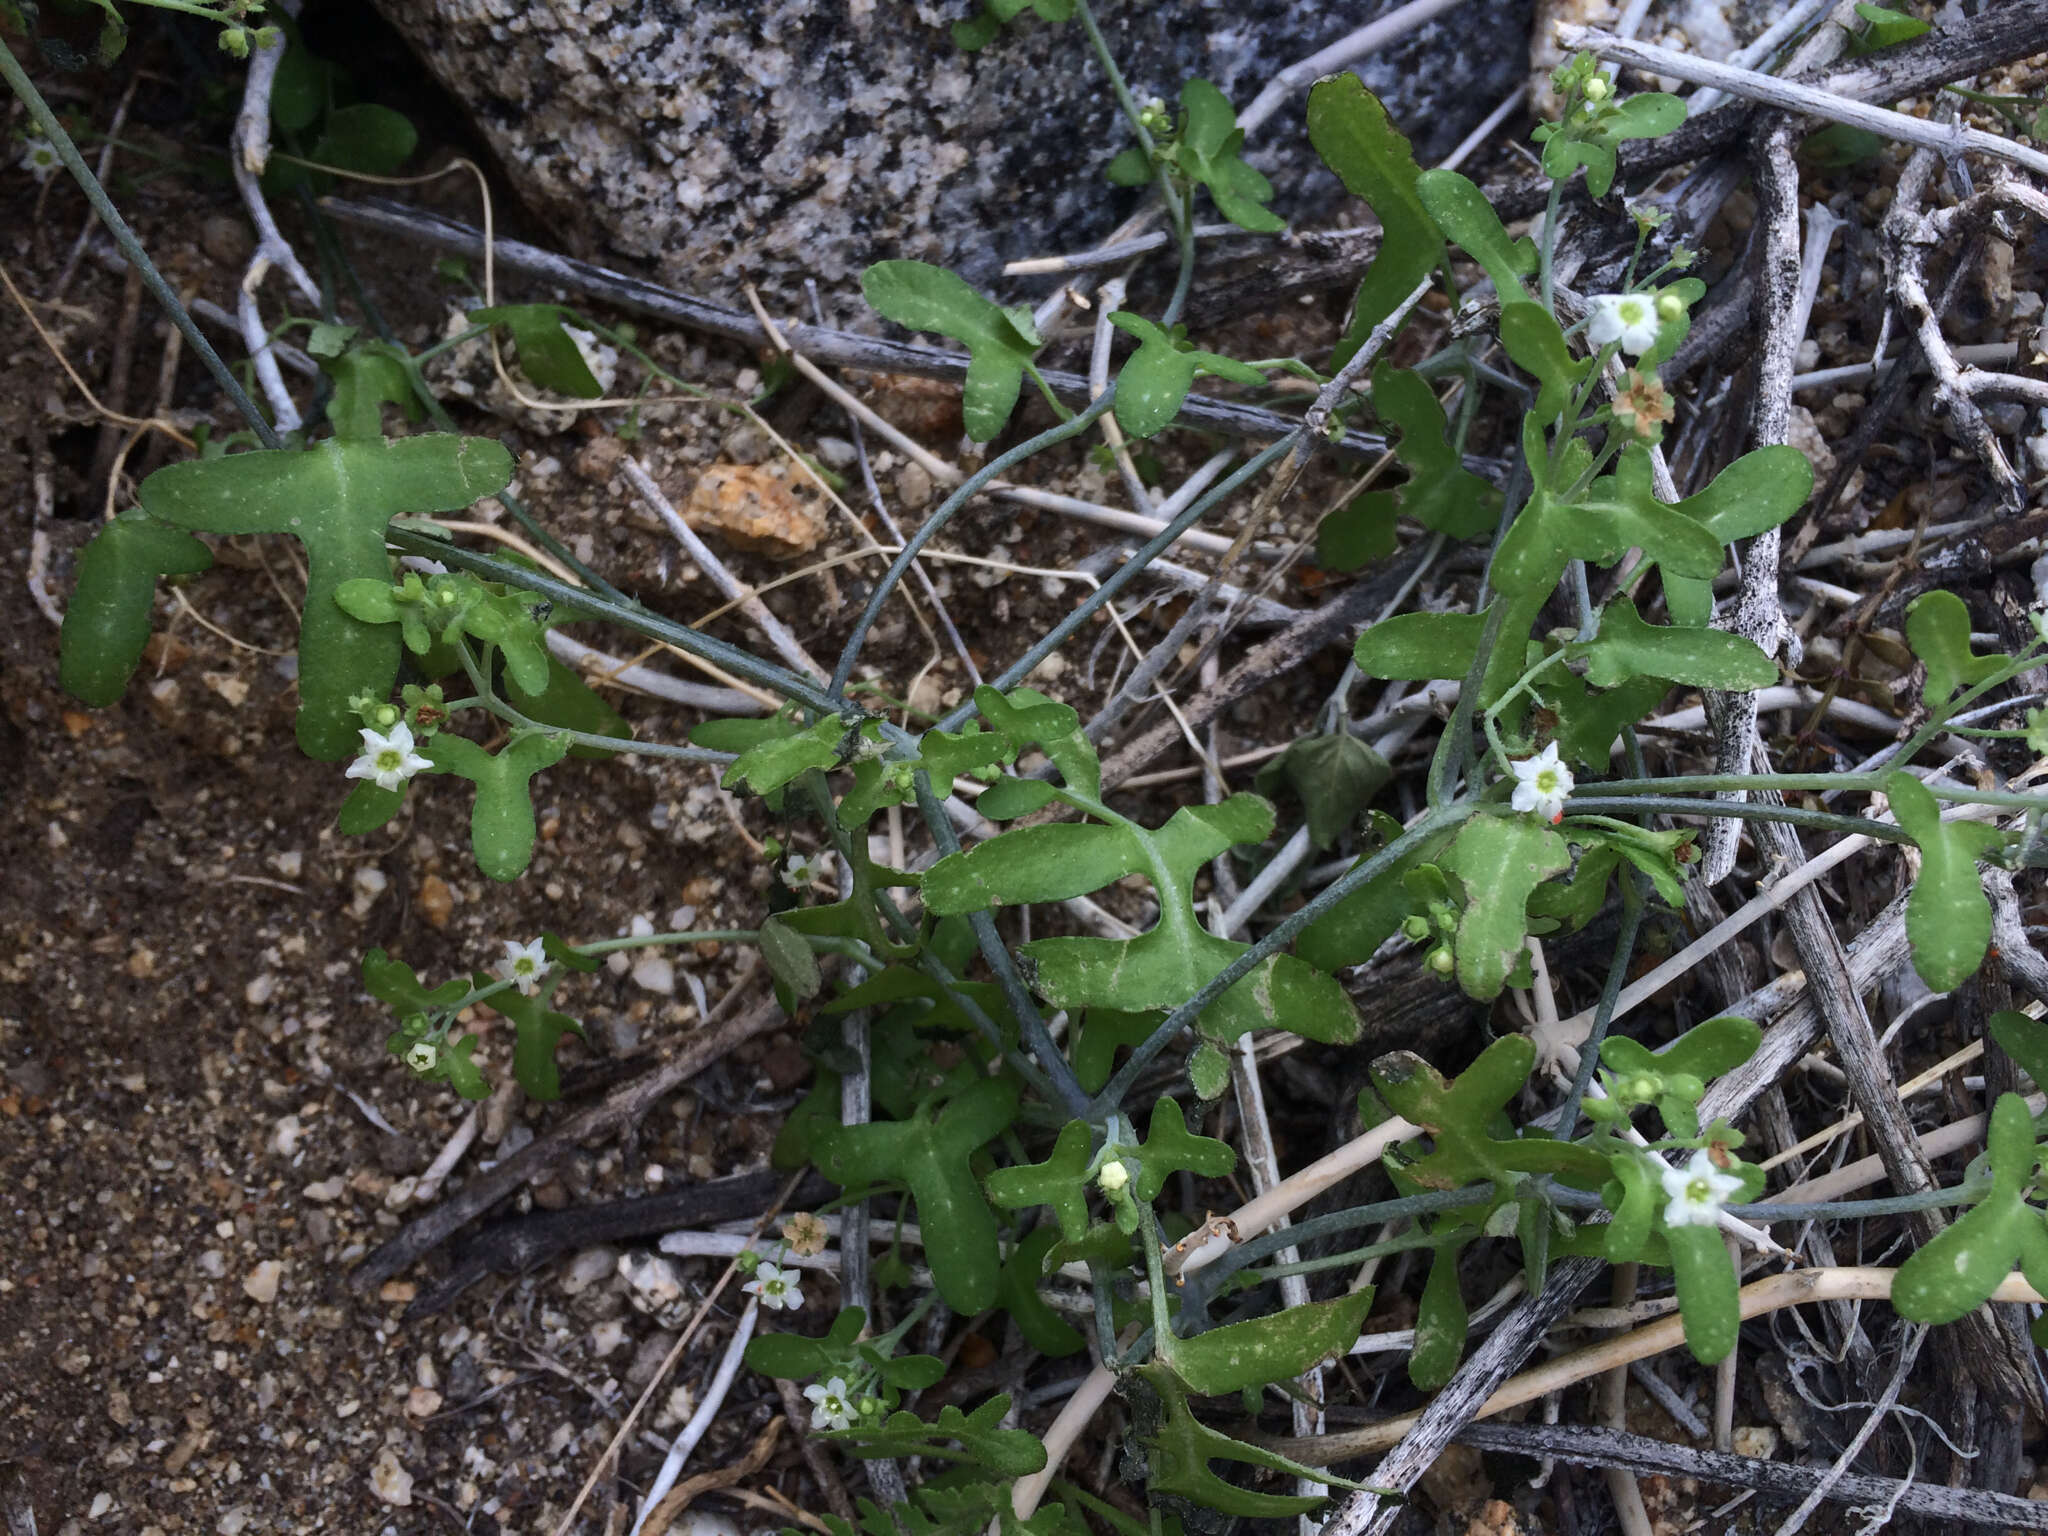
[1510,743,1574,824]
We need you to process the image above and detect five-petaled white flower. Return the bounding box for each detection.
[497,937,551,996]
[743,1260,803,1312]
[404,1041,439,1074]
[1510,744,1573,824]
[782,852,821,888]
[19,138,59,183]
[1659,1149,1743,1229]
[345,721,433,792]
[803,1376,854,1431]
[1586,292,1660,356]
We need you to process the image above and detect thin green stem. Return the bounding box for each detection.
[1562,795,1913,843]
[832,395,1114,696]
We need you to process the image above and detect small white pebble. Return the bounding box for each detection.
[196,1249,227,1279]
[242,1260,283,1305]
[632,956,675,994]
[590,1318,629,1357]
[270,1115,301,1156]
[302,1177,346,1203]
[245,973,277,1007]
[369,1447,414,1507]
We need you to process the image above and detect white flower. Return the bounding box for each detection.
[1510,743,1574,824]
[743,1260,803,1312]
[1659,1149,1743,1229]
[1586,292,1661,356]
[496,937,551,997]
[404,1041,438,1074]
[20,138,59,183]
[803,1376,854,1431]
[344,721,433,792]
[1097,1159,1130,1194]
[782,852,821,888]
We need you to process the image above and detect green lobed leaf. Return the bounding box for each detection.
[1888,770,2003,992]
[1370,364,1499,539]
[825,1395,1047,1478]
[814,1076,1020,1312]
[1547,671,1669,771]
[975,775,1060,821]
[724,715,855,797]
[1133,1098,1237,1202]
[138,435,513,759]
[323,344,423,441]
[1498,302,1593,428]
[1492,442,1723,602]
[1317,489,1398,571]
[862,262,1042,441]
[1136,1366,1335,1518]
[424,730,571,881]
[58,509,214,708]
[1990,1010,2048,1094]
[1661,444,1812,625]
[1571,596,1777,691]
[1352,609,1485,682]
[1108,313,1265,439]
[1542,93,1686,198]
[362,948,470,1014]
[1177,79,1283,233]
[504,655,632,756]
[998,1227,1086,1358]
[1305,74,1444,367]
[489,985,584,1101]
[1445,816,1570,1000]
[1296,812,1456,971]
[1254,732,1392,850]
[985,1119,1095,1242]
[1905,590,2005,708]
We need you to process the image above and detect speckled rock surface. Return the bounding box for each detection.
[370,0,1532,301]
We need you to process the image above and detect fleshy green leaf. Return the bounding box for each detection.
[826,1395,1047,1479]
[1410,1240,1469,1390]
[1414,168,1537,299]
[137,435,514,759]
[1888,770,2003,992]
[424,730,572,881]
[724,714,855,797]
[814,1076,1020,1312]
[1177,79,1282,233]
[1848,2,1932,53]
[1254,732,1391,850]
[1161,1286,1375,1395]
[338,780,405,834]
[1370,364,1499,539]
[1134,1098,1237,1202]
[1352,609,1485,682]
[761,913,823,1004]
[1905,590,2005,708]
[362,949,470,1014]
[1297,812,1457,970]
[1492,442,1723,602]
[1108,313,1264,438]
[1893,1093,2040,1325]
[862,262,1043,441]
[975,775,1060,821]
[1317,489,1399,571]
[311,103,418,177]
[1542,93,1686,198]
[1664,1222,1739,1363]
[1547,671,1668,771]
[323,344,423,440]
[1138,1366,1347,1518]
[490,985,584,1101]
[999,1227,1085,1358]
[985,1119,1096,1242]
[58,509,213,707]
[471,305,604,399]
[1661,444,1812,625]
[1571,597,1777,690]
[1498,302,1592,429]
[1444,817,1570,1000]
[1305,74,1443,367]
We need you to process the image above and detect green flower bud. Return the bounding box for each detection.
[1583,75,1611,103]
[1427,947,1455,977]
[1097,1159,1130,1194]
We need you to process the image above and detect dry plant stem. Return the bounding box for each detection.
[1770,1325,1925,1536]
[351,975,776,1292]
[549,1168,806,1536]
[1600,1264,1654,1536]
[619,459,828,683]
[1988,868,2048,1009]
[1450,1421,2048,1531]
[1700,120,1802,886]
[410,1104,478,1205]
[544,632,769,716]
[641,1416,787,1536]
[1557,24,2048,178]
[318,197,1414,466]
[230,32,322,433]
[630,1299,760,1535]
[50,72,137,301]
[1277,1268,2048,1465]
